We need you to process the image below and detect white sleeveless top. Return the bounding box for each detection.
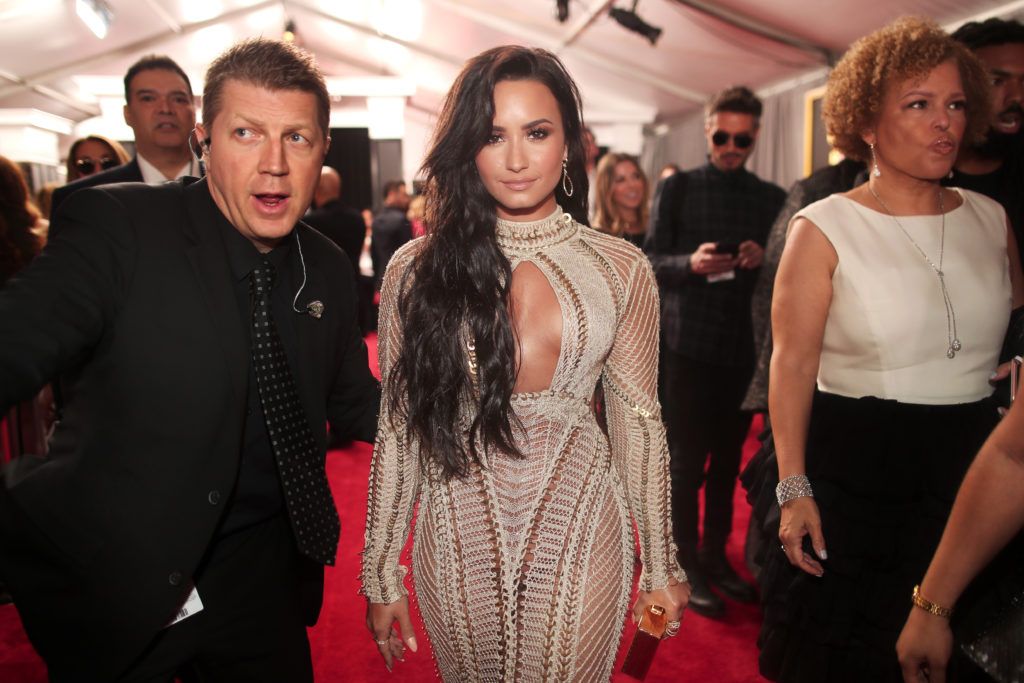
[797,189,1012,405]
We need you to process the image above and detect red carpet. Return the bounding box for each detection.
[0,334,767,682]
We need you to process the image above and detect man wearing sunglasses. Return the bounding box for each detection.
[645,85,785,619]
[52,54,199,215]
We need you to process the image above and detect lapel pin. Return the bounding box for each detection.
[306,300,324,319]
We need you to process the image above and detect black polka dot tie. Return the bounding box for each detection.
[250,260,339,565]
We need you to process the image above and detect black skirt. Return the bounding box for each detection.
[755,390,999,683]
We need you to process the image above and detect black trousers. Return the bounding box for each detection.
[661,351,753,555]
[112,514,314,683]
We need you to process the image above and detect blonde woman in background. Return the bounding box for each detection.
[592,152,649,247]
[65,135,129,183]
[407,194,427,238]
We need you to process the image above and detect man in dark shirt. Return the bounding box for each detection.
[305,166,366,277]
[950,18,1024,259]
[0,39,379,682]
[371,179,412,285]
[646,85,785,618]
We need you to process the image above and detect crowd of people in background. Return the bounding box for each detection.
[2,10,1024,683]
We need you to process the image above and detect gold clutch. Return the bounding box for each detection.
[621,604,667,680]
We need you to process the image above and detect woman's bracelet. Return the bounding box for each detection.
[776,474,814,506]
[912,585,953,618]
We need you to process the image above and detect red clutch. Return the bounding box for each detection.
[621,604,668,680]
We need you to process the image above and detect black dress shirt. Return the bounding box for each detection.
[645,163,786,367]
[212,194,303,536]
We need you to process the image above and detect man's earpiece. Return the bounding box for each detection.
[188,128,211,159]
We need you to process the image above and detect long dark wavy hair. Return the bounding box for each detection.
[387,46,588,479]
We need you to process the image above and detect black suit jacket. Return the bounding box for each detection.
[304,199,366,278]
[370,206,411,285]
[0,178,380,680]
[50,157,144,215]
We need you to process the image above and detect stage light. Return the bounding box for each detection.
[555,0,569,23]
[609,2,661,45]
[76,0,114,40]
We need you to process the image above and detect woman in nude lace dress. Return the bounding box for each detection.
[360,46,689,681]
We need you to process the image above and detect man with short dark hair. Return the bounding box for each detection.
[52,54,199,212]
[646,85,785,618]
[370,179,412,285]
[951,17,1024,260]
[0,39,379,681]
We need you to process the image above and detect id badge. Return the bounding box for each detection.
[707,270,736,283]
[165,583,204,628]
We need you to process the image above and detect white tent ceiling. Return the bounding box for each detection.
[2,0,1023,143]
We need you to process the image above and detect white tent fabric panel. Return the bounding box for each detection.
[1,0,1023,185]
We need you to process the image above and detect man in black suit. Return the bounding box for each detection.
[370,179,412,286]
[305,166,366,276]
[51,54,200,213]
[0,39,379,682]
[305,166,375,335]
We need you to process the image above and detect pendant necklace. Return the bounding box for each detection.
[868,184,961,359]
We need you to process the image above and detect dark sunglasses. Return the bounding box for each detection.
[74,157,120,176]
[711,131,754,149]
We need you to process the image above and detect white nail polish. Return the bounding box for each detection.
[818,549,828,560]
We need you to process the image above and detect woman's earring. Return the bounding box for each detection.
[561,158,574,197]
[869,142,881,178]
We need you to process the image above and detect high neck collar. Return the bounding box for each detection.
[704,159,751,180]
[495,206,577,253]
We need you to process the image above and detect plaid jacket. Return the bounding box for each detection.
[645,163,785,367]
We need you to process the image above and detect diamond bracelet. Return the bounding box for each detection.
[776,474,813,506]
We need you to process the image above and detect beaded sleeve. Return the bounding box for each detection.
[601,255,687,591]
[360,244,422,604]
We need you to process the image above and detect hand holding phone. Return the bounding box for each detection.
[690,242,737,276]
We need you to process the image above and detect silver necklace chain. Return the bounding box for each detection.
[868,184,961,359]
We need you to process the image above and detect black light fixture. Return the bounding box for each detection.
[283,19,298,44]
[555,0,569,23]
[609,1,662,45]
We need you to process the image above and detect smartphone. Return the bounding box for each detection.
[715,241,739,256]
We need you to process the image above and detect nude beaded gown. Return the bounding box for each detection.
[361,208,685,682]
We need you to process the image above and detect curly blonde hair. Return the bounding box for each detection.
[824,16,991,161]
[592,153,649,237]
